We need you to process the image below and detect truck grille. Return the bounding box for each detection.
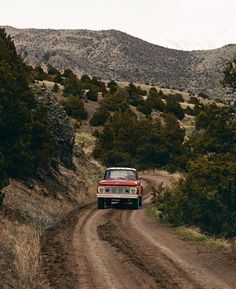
[105,187,132,194]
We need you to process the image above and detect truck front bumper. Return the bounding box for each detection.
[97,194,138,199]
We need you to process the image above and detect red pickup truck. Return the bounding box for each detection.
[97,167,143,209]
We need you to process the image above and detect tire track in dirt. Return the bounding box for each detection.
[72,177,203,289]
[73,206,159,289]
[97,209,203,289]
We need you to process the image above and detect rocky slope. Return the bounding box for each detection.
[3,26,236,99]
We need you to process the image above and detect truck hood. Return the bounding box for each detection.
[99,179,139,186]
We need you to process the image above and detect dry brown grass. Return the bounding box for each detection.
[141,169,181,182]
[13,226,41,289]
[3,180,70,232]
[230,239,236,258]
[0,178,75,289]
[0,217,42,289]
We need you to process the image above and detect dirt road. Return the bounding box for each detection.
[42,174,236,289]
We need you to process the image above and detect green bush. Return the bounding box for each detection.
[101,89,130,112]
[189,96,200,105]
[107,80,118,94]
[86,86,98,101]
[32,66,47,81]
[61,96,88,120]
[52,83,59,92]
[173,93,185,102]
[89,108,110,126]
[63,75,82,97]
[47,64,60,76]
[146,89,165,112]
[165,96,185,120]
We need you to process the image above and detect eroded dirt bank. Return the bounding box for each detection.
[41,174,236,289]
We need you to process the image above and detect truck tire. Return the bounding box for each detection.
[132,198,139,210]
[139,196,142,207]
[97,198,105,209]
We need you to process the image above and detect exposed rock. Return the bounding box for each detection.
[32,87,75,169]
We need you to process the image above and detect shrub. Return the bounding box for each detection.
[173,93,185,102]
[63,75,82,97]
[86,86,98,101]
[198,92,209,99]
[52,83,59,92]
[101,89,130,112]
[165,95,185,120]
[137,103,152,115]
[61,97,88,120]
[107,80,118,94]
[47,64,60,76]
[90,108,110,126]
[189,96,200,105]
[32,66,47,81]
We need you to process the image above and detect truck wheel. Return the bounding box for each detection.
[139,196,142,207]
[97,198,105,209]
[132,198,139,210]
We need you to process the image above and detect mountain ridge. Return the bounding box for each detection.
[3,26,236,99]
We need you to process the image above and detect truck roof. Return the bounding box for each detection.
[106,167,137,171]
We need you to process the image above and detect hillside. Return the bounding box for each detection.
[3,26,236,100]
[1,29,236,289]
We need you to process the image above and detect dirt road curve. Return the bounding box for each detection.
[69,175,236,289]
[68,173,236,289]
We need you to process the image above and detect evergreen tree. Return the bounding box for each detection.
[63,68,76,78]
[47,64,60,76]
[63,75,82,97]
[165,95,185,120]
[107,80,118,94]
[80,74,92,89]
[32,66,47,81]
[222,58,236,91]
[52,83,59,92]
[86,86,98,101]
[61,96,88,120]
[89,108,110,126]
[0,28,54,187]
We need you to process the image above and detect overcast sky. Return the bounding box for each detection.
[1,0,236,50]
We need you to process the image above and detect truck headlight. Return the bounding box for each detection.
[97,187,106,193]
[130,188,138,194]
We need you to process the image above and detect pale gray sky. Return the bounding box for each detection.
[2,0,236,50]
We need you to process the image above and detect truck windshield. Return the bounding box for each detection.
[104,170,137,180]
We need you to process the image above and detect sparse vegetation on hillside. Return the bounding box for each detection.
[4,26,236,100]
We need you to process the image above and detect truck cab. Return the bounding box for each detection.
[97,167,143,209]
